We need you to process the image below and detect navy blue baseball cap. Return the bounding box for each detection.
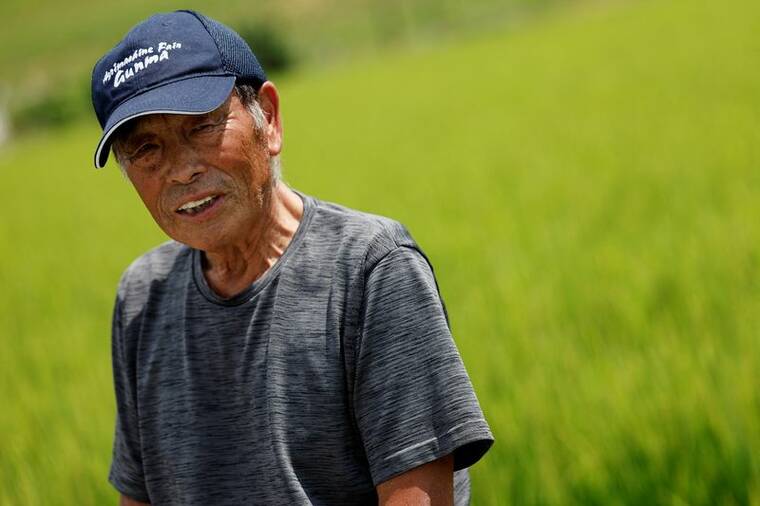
[91,10,267,168]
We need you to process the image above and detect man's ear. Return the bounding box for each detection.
[256,81,283,157]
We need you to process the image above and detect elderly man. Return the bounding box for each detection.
[92,10,493,506]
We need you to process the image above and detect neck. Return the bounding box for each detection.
[201,182,304,299]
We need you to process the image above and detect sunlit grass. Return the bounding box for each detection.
[1,0,759,503]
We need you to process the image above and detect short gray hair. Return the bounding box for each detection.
[112,83,282,185]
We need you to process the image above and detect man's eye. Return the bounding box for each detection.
[129,143,158,161]
[193,120,222,133]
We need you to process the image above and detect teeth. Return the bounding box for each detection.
[178,195,214,211]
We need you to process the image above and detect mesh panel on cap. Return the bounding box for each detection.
[183,10,268,88]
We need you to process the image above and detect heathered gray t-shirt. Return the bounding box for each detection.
[109,189,494,505]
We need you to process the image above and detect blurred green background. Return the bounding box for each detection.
[1,0,759,504]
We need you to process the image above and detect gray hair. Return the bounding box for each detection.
[235,83,282,186]
[112,83,282,185]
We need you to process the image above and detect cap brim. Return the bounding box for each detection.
[93,75,236,168]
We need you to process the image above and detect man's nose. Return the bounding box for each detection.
[166,142,206,184]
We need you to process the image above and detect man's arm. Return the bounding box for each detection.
[376,455,454,506]
[355,245,493,494]
[119,495,149,506]
[110,288,150,503]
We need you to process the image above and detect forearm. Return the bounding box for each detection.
[377,454,454,506]
[120,494,150,506]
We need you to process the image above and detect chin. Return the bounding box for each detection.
[174,233,218,252]
[181,227,237,253]
[158,224,211,251]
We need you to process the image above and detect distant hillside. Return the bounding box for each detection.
[0,0,555,137]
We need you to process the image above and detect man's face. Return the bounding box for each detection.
[115,90,276,251]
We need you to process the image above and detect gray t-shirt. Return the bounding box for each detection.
[109,189,493,505]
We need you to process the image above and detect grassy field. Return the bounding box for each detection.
[1,0,759,503]
[0,0,526,83]
[0,0,540,117]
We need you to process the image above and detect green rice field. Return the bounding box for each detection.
[1,0,759,503]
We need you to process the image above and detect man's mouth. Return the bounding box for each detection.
[176,195,220,215]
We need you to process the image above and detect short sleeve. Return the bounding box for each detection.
[354,245,494,486]
[108,291,151,503]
